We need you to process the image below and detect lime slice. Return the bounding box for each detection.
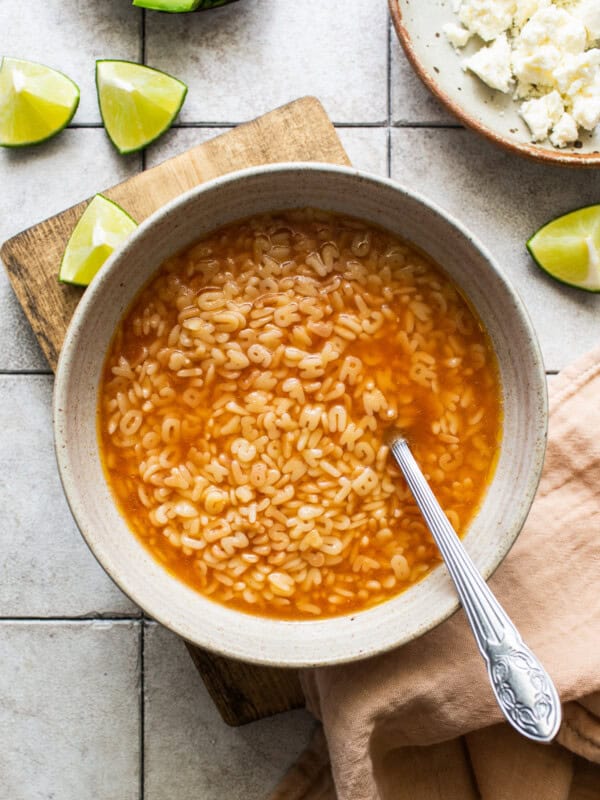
[0,57,79,147]
[59,195,137,286]
[527,205,600,293]
[96,60,187,154]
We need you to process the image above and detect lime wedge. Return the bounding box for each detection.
[527,205,600,293]
[133,0,201,9]
[0,57,79,147]
[132,0,238,9]
[59,195,137,286]
[96,60,187,154]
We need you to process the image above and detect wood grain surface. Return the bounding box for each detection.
[0,96,349,725]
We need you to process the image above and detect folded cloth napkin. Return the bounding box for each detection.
[269,345,600,800]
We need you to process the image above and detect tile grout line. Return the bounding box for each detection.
[183,121,394,129]
[140,618,145,800]
[0,617,142,624]
[392,122,464,129]
[141,8,146,66]
[387,13,392,178]
[204,121,396,129]
[0,370,53,376]
[62,122,465,130]
[65,121,397,130]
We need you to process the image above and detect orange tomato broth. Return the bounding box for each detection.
[98,209,502,619]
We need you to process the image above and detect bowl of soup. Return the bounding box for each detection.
[53,164,547,666]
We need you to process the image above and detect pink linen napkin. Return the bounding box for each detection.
[270,345,600,800]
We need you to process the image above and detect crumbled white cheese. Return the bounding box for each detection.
[514,0,551,30]
[521,7,587,55]
[464,34,514,91]
[571,75,600,129]
[458,0,517,42]
[443,22,473,48]
[512,7,588,87]
[448,0,600,146]
[553,48,600,95]
[572,0,600,44]
[520,90,564,139]
[549,112,579,145]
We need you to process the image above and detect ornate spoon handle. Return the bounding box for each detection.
[388,434,561,743]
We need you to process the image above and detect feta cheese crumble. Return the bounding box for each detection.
[444,0,600,147]
[464,34,513,91]
[573,0,600,43]
[519,90,564,139]
[443,22,473,48]
[458,0,516,42]
[550,112,579,146]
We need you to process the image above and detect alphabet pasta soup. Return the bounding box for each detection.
[99,209,501,619]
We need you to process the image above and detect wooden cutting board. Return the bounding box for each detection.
[1,96,350,726]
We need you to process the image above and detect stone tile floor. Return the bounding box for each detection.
[0,1,598,798]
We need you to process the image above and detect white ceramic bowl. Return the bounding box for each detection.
[54,164,547,667]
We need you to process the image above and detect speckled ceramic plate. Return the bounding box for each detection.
[390,0,600,167]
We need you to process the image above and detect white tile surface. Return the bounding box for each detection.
[0,129,140,371]
[145,0,389,124]
[0,277,46,371]
[0,376,136,617]
[0,0,142,124]
[337,127,389,176]
[0,621,140,800]
[390,128,600,372]
[144,623,315,800]
[390,32,455,126]
[145,126,231,168]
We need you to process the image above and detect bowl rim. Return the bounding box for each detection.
[388,0,600,168]
[53,161,548,667]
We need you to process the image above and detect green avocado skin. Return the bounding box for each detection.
[132,0,239,10]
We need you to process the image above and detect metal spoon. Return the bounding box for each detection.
[386,429,561,743]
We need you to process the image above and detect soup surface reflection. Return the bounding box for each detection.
[99,209,502,619]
